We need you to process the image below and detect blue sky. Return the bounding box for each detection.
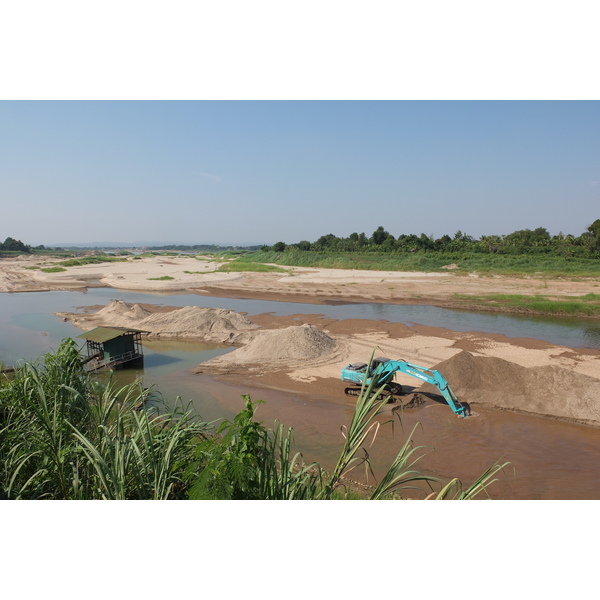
[1,100,598,246]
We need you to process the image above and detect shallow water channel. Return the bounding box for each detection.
[2,288,600,499]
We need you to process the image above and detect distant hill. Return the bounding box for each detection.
[49,241,264,250]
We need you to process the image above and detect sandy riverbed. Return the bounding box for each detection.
[1,254,598,307]
[4,254,600,425]
[58,297,600,426]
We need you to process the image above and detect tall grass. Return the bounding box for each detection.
[428,461,511,499]
[0,339,210,499]
[217,259,288,273]
[246,250,600,277]
[458,293,600,317]
[58,255,128,267]
[186,396,322,500]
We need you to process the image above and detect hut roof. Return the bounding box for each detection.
[76,327,148,344]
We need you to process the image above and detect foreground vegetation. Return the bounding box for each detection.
[0,341,508,500]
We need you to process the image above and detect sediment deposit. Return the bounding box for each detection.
[61,300,260,345]
[59,299,600,426]
[422,351,600,424]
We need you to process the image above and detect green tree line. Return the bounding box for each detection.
[266,220,600,258]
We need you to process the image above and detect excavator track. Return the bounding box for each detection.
[344,387,364,397]
[344,383,402,401]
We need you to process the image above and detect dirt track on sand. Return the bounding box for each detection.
[60,300,600,427]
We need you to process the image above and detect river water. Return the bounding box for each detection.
[2,288,600,499]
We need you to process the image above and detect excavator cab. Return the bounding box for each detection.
[345,362,368,373]
[341,357,402,399]
[370,357,392,375]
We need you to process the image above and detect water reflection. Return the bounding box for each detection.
[143,354,183,368]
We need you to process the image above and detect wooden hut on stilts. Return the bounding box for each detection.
[77,327,148,372]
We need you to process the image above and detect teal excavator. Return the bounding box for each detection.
[341,356,468,418]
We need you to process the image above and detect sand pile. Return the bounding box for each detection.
[93,301,153,326]
[139,306,260,343]
[199,323,339,372]
[67,300,260,344]
[234,324,337,361]
[420,351,600,424]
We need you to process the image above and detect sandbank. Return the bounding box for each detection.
[2,255,598,312]
[59,299,600,427]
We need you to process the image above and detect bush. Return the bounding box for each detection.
[0,340,210,499]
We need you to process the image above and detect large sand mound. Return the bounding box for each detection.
[231,323,338,361]
[67,300,260,344]
[94,301,153,325]
[420,351,600,424]
[141,306,260,343]
[199,323,339,372]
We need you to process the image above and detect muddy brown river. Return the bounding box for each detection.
[146,371,600,500]
[2,288,600,499]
